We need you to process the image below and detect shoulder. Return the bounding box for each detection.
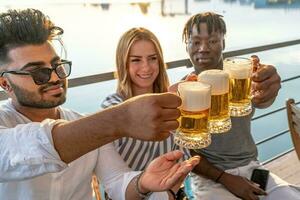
[59,107,83,120]
[101,93,124,108]
[0,101,22,124]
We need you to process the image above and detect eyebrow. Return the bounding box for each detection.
[192,34,220,39]
[129,55,142,58]
[20,56,60,70]
[129,54,157,58]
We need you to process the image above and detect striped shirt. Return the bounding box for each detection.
[101,93,190,171]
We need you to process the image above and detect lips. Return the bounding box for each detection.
[137,73,153,79]
[42,83,64,95]
[196,57,211,62]
[194,53,212,63]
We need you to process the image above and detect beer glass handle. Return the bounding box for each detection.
[251,55,260,73]
[250,55,261,99]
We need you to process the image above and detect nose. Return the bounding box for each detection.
[49,68,60,82]
[197,41,210,52]
[141,59,151,71]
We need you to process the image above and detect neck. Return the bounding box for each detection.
[11,101,60,122]
[194,59,224,75]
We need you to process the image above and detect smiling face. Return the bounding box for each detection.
[128,40,159,96]
[187,23,224,74]
[0,41,67,108]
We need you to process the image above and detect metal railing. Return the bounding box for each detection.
[259,101,300,165]
[1,39,300,164]
[1,39,300,101]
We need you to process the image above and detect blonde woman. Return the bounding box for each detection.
[102,27,191,199]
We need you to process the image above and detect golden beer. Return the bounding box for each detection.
[229,78,251,105]
[210,93,229,120]
[175,82,211,149]
[198,70,231,133]
[224,57,252,117]
[179,109,209,136]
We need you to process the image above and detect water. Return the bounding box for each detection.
[1,0,300,162]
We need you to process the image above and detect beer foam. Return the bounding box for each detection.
[178,82,211,112]
[198,69,229,95]
[223,57,252,79]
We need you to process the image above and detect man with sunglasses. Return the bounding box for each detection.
[0,9,195,200]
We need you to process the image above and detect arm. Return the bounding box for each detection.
[0,120,67,182]
[190,150,266,200]
[125,151,200,200]
[190,150,223,181]
[251,56,281,109]
[0,93,180,181]
[95,144,199,200]
[52,93,181,163]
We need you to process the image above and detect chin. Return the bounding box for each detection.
[194,64,212,72]
[196,61,220,70]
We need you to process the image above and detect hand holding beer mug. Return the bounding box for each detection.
[224,57,253,117]
[175,82,212,149]
[198,70,231,133]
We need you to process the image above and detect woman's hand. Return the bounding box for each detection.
[168,73,198,93]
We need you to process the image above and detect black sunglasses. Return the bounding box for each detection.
[0,60,72,85]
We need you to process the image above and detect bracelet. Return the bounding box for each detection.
[215,171,225,183]
[134,172,153,199]
[167,189,177,200]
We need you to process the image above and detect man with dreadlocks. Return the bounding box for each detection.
[178,12,300,200]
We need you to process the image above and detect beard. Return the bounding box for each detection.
[8,79,67,109]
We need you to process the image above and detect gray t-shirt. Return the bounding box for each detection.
[194,110,258,170]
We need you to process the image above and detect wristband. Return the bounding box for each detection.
[167,189,177,200]
[134,172,153,199]
[215,171,225,182]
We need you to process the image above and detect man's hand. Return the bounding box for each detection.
[138,150,200,193]
[119,93,181,141]
[220,173,267,200]
[251,55,281,108]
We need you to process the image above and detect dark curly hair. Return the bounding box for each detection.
[182,12,226,44]
[0,8,63,66]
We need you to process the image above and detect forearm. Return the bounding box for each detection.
[125,176,144,200]
[125,174,172,200]
[191,150,223,181]
[52,104,127,163]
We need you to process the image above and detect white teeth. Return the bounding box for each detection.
[138,74,152,79]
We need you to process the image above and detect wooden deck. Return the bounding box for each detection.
[264,150,300,185]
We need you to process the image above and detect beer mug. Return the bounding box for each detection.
[223,57,253,117]
[175,82,211,149]
[198,70,231,133]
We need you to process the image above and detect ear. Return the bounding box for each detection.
[222,39,225,50]
[0,77,12,92]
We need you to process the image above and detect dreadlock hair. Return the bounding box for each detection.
[182,12,226,44]
[0,8,63,66]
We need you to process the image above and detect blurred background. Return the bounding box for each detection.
[1,0,300,162]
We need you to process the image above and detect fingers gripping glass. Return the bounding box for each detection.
[0,60,72,85]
